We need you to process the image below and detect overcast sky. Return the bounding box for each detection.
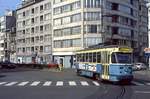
[0,0,21,16]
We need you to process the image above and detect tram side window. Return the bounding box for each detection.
[80,54,83,62]
[83,53,85,62]
[111,53,116,63]
[97,52,101,63]
[89,53,93,62]
[93,52,97,62]
[77,54,80,62]
[85,53,89,62]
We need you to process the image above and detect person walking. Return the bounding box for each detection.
[59,59,63,71]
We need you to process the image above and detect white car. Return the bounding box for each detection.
[134,63,147,70]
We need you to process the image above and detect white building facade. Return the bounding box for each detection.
[52,0,146,68]
[0,32,5,61]
[16,0,52,64]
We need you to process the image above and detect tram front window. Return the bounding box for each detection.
[111,52,132,64]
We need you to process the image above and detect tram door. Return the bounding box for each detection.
[101,51,110,80]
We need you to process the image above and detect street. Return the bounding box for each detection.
[0,68,150,99]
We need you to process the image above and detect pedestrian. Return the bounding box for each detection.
[58,59,63,71]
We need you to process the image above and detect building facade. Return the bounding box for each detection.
[0,11,16,62]
[147,2,150,47]
[16,0,52,64]
[52,0,147,68]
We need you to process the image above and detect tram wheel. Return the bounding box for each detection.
[76,69,81,76]
[93,73,100,80]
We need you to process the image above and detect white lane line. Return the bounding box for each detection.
[18,82,29,86]
[43,81,52,86]
[93,81,100,86]
[69,81,77,86]
[0,82,7,85]
[146,83,150,85]
[81,81,89,86]
[135,91,150,94]
[30,81,40,86]
[56,81,63,86]
[5,82,18,86]
[132,81,144,86]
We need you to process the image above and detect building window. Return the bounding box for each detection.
[31,8,34,14]
[54,0,61,4]
[54,29,62,37]
[44,24,51,31]
[84,12,101,21]
[54,7,61,15]
[44,2,51,10]
[40,26,44,32]
[40,5,44,11]
[72,1,81,10]
[62,28,71,36]
[84,25,98,33]
[44,13,51,20]
[40,15,44,22]
[54,18,61,26]
[84,0,101,8]
[62,4,71,12]
[72,26,81,35]
[31,27,34,34]
[62,16,71,24]
[72,13,81,22]
[72,39,81,47]
[44,46,51,53]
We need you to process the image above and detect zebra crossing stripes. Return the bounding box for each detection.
[56,81,63,86]
[69,81,77,86]
[18,82,29,86]
[43,81,52,86]
[0,82,7,85]
[0,81,150,87]
[4,82,18,86]
[92,81,100,86]
[80,81,89,86]
[30,81,40,86]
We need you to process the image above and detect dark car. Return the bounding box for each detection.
[1,61,16,69]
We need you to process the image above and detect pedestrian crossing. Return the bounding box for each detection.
[0,80,149,87]
[0,81,100,87]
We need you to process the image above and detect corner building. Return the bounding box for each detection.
[52,0,146,68]
[16,0,52,63]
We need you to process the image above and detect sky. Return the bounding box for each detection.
[0,0,21,16]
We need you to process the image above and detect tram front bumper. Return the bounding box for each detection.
[110,75,133,82]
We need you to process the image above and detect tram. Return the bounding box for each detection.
[75,45,133,82]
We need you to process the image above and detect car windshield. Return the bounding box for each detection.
[111,52,132,64]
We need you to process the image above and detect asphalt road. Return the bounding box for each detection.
[0,68,150,99]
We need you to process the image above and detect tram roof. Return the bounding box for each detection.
[76,44,132,53]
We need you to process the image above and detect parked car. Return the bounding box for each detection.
[1,61,16,69]
[133,63,147,70]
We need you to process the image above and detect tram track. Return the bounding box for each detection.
[115,86,126,99]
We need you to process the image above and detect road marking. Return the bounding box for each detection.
[18,82,29,86]
[69,81,77,86]
[30,81,40,86]
[92,81,100,86]
[132,81,144,86]
[146,83,150,85]
[56,81,63,86]
[43,81,52,86]
[0,82,7,85]
[5,82,18,86]
[80,81,89,86]
[135,91,150,94]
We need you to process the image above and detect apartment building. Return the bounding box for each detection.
[0,32,5,61]
[16,0,52,63]
[0,11,16,62]
[137,0,148,62]
[52,0,146,68]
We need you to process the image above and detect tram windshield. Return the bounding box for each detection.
[111,52,132,64]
